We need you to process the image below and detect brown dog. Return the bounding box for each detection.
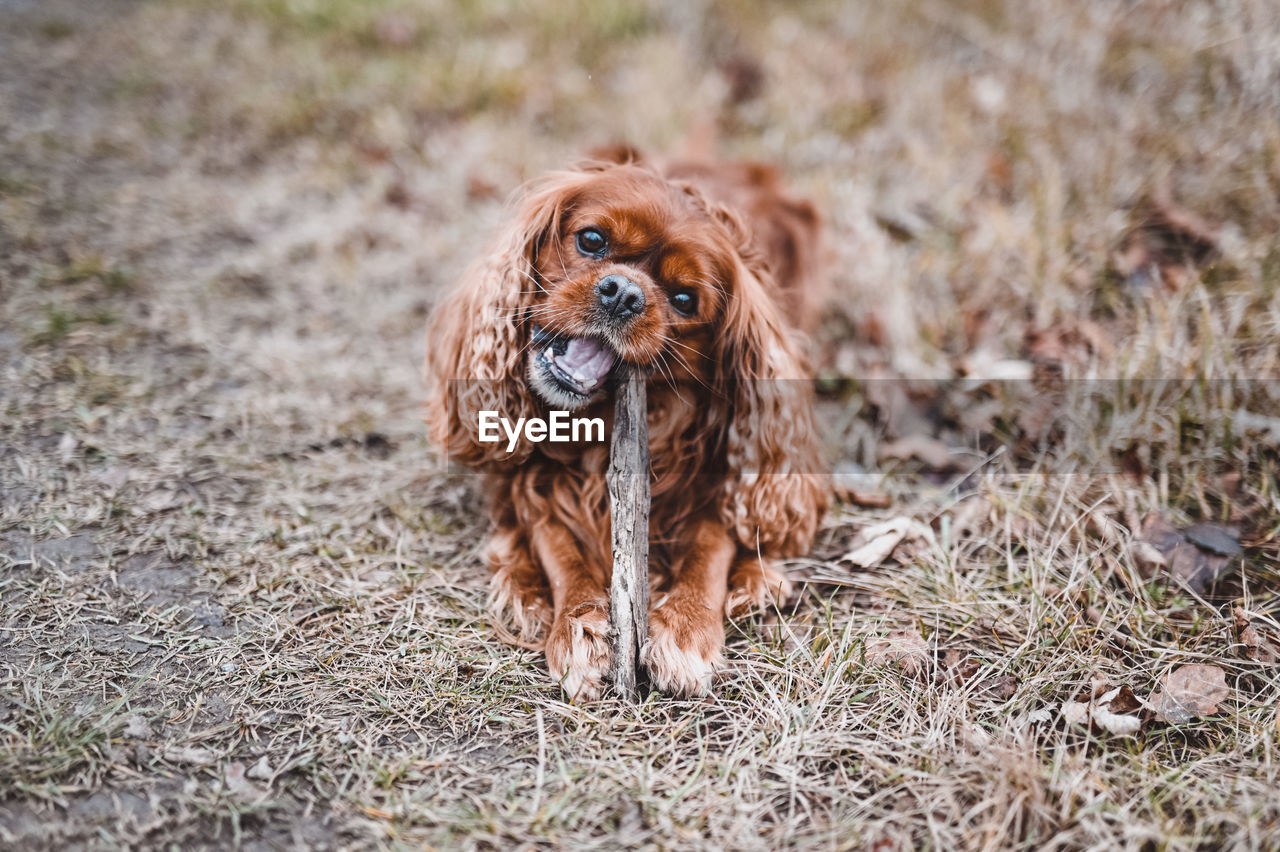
[425,149,828,700]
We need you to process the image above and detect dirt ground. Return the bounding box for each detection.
[2,0,1279,849]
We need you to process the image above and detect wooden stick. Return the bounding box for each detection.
[607,365,650,699]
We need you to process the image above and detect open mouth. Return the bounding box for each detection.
[531,325,618,400]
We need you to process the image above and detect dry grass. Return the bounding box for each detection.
[2,0,1279,848]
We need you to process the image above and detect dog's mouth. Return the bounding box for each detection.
[531,325,618,401]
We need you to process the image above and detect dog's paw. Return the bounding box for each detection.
[544,600,612,702]
[488,566,553,647]
[724,558,794,619]
[644,597,725,697]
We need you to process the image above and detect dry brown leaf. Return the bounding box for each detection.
[1061,685,1145,735]
[940,649,981,686]
[866,629,929,676]
[1149,180,1221,257]
[1233,607,1279,665]
[992,675,1019,700]
[840,517,932,568]
[876,435,956,471]
[1113,182,1220,294]
[1135,513,1239,594]
[834,485,893,509]
[1149,664,1230,724]
[1025,319,1114,375]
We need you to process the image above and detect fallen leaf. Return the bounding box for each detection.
[1025,319,1114,375]
[866,629,929,676]
[1233,607,1279,664]
[877,435,956,471]
[1091,702,1144,735]
[833,483,892,509]
[1149,664,1230,724]
[1112,180,1219,294]
[1148,180,1221,257]
[1135,513,1239,594]
[840,517,933,568]
[992,675,1020,700]
[1061,685,1145,735]
[941,649,980,686]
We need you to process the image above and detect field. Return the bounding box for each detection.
[2,0,1279,848]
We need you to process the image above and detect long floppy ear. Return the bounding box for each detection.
[714,207,829,556]
[423,180,568,470]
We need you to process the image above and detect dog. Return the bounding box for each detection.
[425,147,828,699]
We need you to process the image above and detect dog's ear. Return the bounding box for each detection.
[713,204,828,555]
[423,179,570,469]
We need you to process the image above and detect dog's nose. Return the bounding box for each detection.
[595,274,645,320]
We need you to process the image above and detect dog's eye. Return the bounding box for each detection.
[669,289,697,316]
[575,228,607,256]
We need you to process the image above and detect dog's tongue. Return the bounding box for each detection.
[556,337,616,389]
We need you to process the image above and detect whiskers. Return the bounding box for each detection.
[650,332,716,402]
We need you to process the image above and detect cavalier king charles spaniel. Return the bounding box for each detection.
[425,148,828,700]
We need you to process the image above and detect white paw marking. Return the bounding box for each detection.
[643,629,722,698]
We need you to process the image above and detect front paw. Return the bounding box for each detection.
[725,558,794,619]
[643,596,725,697]
[544,600,612,702]
[488,566,553,647]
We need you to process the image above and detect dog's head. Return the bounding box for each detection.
[517,163,739,409]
